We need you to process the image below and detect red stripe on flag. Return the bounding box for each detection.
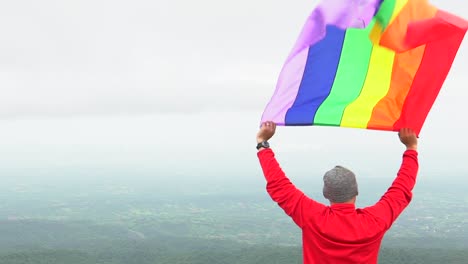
[393,11,468,135]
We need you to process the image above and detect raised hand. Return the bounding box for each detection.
[256,121,276,143]
[398,128,418,151]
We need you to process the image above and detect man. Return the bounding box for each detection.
[256,121,419,264]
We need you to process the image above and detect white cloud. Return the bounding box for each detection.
[0,0,313,118]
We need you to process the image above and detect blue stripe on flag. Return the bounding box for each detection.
[285,26,346,125]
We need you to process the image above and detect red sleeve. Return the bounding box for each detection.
[257,148,325,228]
[364,150,419,229]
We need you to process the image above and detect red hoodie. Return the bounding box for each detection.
[257,148,419,264]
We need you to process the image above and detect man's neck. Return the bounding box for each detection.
[330,197,356,205]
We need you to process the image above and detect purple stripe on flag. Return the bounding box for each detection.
[261,0,382,125]
[260,48,309,125]
[287,0,382,62]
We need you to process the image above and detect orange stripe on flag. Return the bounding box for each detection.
[367,0,437,130]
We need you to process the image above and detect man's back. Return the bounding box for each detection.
[301,204,389,263]
[257,147,418,263]
[255,123,419,263]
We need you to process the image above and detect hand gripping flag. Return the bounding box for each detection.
[260,0,468,135]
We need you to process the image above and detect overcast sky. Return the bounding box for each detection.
[0,0,467,184]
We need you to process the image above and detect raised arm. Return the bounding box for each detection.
[364,128,419,229]
[256,122,324,228]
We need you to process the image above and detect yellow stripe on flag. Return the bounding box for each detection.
[340,23,396,129]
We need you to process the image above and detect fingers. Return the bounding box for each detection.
[268,121,276,131]
[260,121,277,137]
[262,121,276,130]
[398,127,418,150]
[270,121,277,132]
[399,128,415,137]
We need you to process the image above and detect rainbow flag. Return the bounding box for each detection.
[261,0,468,135]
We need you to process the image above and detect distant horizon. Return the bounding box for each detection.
[0,1,466,263]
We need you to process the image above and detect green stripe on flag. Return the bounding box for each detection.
[375,0,397,30]
[313,20,375,126]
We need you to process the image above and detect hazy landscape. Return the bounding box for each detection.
[0,171,466,264]
[1,0,467,263]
